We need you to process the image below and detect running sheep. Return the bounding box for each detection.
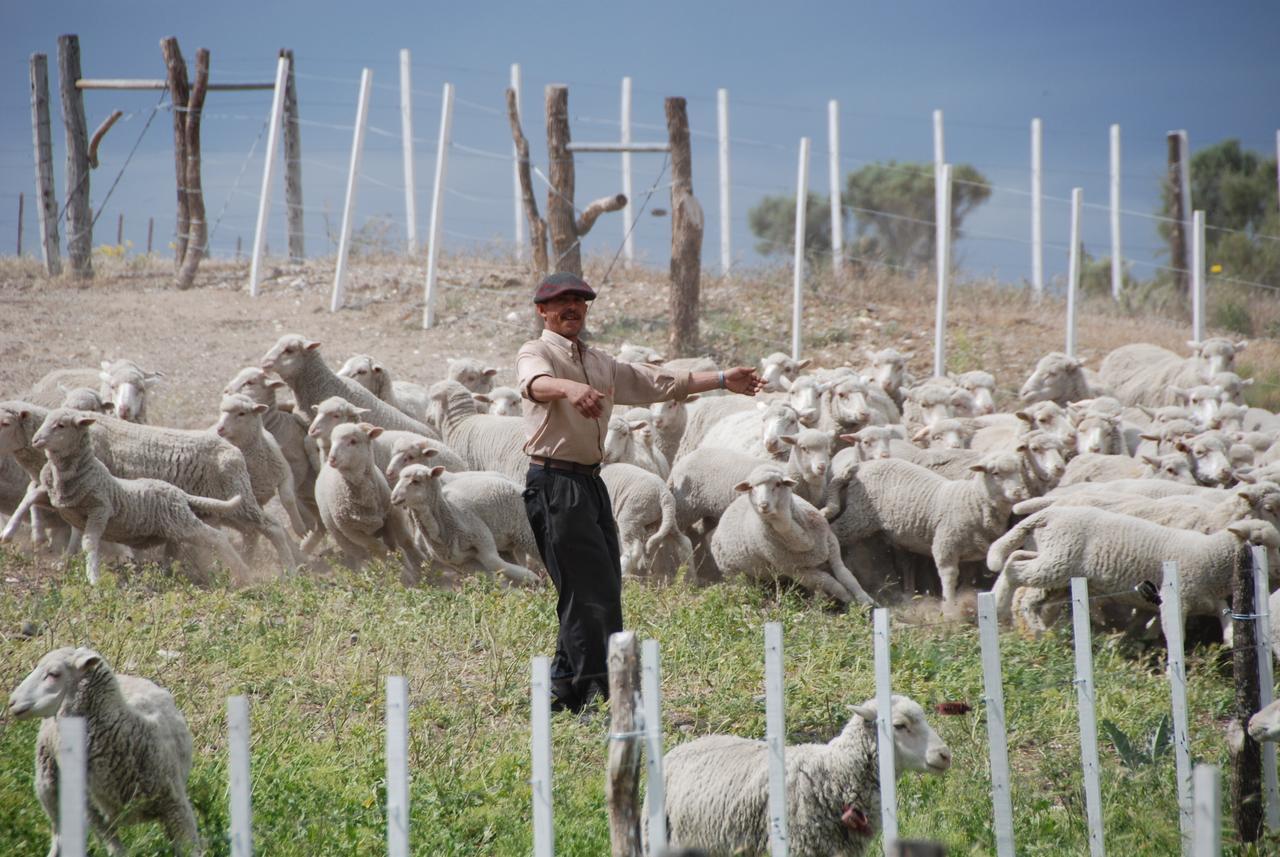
[215,394,307,538]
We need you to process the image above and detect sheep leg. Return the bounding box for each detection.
[85,803,125,855]
[326,525,373,567]
[161,796,204,857]
[276,470,308,538]
[992,550,1038,619]
[80,509,110,586]
[788,565,854,604]
[473,531,539,585]
[1,480,47,541]
[198,524,253,585]
[824,528,876,606]
[933,541,962,606]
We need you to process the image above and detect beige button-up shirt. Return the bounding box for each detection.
[517,329,692,465]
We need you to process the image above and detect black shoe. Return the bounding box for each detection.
[550,694,583,714]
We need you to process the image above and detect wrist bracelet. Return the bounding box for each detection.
[718,370,726,390]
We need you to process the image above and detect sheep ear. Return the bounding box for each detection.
[98,370,112,385]
[1140,454,1161,467]
[101,401,114,413]
[472,394,492,404]
[354,406,372,417]
[422,447,439,458]
[483,368,498,377]
[1015,411,1034,424]
[630,420,649,430]
[1227,522,1251,540]
[1067,357,1083,370]
[733,480,752,493]
[266,378,286,390]
[1139,433,1160,441]
[73,649,102,672]
[911,427,930,442]
[1242,378,1255,387]
[429,465,446,478]
[969,462,989,473]
[685,394,700,402]
[1174,440,1191,452]
[74,415,97,428]
[1015,440,1029,452]
[796,359,812,370]
[780,434,798,446]
[252,403,269,414]
[839,432,860,443]
[304,340,322,351]
[851,703,876,723]
[1235,467,1257,484]
[1187,340,1201,352]
[143,371,165,386]
[367,426,384,440]
[781,476,797,487]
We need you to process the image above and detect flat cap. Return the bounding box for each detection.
[533,271,596,303]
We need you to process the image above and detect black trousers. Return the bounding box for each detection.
[523,465,622,709]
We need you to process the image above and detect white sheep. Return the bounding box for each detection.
[599,462,692,579]
[446,357,499,395]
[604,411,670,478]
[698,401,802,461]
[988,507,1279,636]
[759,352,811,392]
[616,343,665,364]
[335,353,429,422]
[1011,481,1280,533]
[1058,450,1194,487]
[970,401,1076,452]
[861,347,913,406]
[950,370,997,415]
[214,394,307,538]
[58,386,114,413]
[8,647,203,856]
[27,359,164,422]
[881,430,1067,498]
[428,381,531,483]
[1249,698,1280,743]
[911,417,974,450]
[650,395,700,464]
[674,396,758,460]
[1073,413,1126,456]
[477,386,522,417]
[647,694,950,857]
[315,422,425,581]
[901,381,976,433]
[820,373,900,434]
[390,463,540,585]
[827,452,1029,605]
[1018,352,1109,406]
[709,464,875,605]
[4,409,250,585]
[306,396,452,479]
[1100,338,1246,407]
[384,435,468,482]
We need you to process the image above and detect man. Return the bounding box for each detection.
[517,271,766,714]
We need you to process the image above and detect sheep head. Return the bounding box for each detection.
[846,694,951,775]
[8,647,106,720]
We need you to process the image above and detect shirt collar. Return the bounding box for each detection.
[540,328,580,355]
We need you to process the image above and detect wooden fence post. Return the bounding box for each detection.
[641,639,668,855]
[1071,578,1106,857]
[606,631,643,857]
[791,136,810,363]
[57,34,92,278]
[1253,546,1280,828]
[506,86,547,274]
[717,87,731,275]
[248,55,289,297]
[620,76,634,265]
[1192,765,1221,857]
[116,212,122,246]
[58,716,88,857]
[386,676,410,857]
[933,163,952,378]
[1231,547,1264,843]
[1163,561,1194,854]
[1031,117,1043,296]
[422,81,453,328]
[667,96,702,359]
[399,49,416,255]
[160,37,191,270]
[1167,132,1189,296]
[331,67,373,312]
[977,593,1016,857]
[147,217,153,254]
[17,192,24,256]
[510,63,524,260]
[1110,124,1122,299]
[280,48,304,262]
[545,84,579,276]
[227,696,252,857]
[530,656,555,857]
[874,608,898,855]
[828,99,844,281]
[177,47,209,290]
[30,53,62,275]
[1066,188,1082,360]
[764,621,789,857]
[1191,210,1205,343]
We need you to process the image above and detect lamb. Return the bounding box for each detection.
[335,353,428,422]
[698,400,801,461]
[950,370,997,415]
[646,694,950,857]
[307,396,451,477]
[604,411,670,478]
[390,463,540,585]
[987,506,1279,636]
[1100,338,1246,407]
[8,647,203,856]
[428,381,531,483]
[315,422,425,581]
[902,382,976,433]
[214,394,307,537]
[826,453,1029,604]
[384,435,468,482]
[1073,413,1126,456]
[447,357,499,395]
[260,335,437,437]
[4,409,251,584]
[861,347,913,406]
[478,386,522,417]
[650,395,699,464]
[759,352,811,392]
[1018,352,1108,406]
[911,417,974,450]
[27,359,164,422]
[709,464,875,605]
[599,462,692,579]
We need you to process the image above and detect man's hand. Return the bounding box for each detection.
[564,380,606,418]
[724,366,766,396]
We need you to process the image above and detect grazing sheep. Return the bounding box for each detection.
[759,352,811,392]
[261,335,436,437]
[315,422,425,581]
[600,462,692,579]
[647,694,950,857]
[27,359,164,423]
[988,507,1279,636]
[1100,339,1246,407]
[827,453,1029,604]
[604,412,670,478]
[5,409,250,584]
[861,347,913,406]
[8,647,203,856]
[384,435,468,482]
[428,381,532,483]
[710,464,875,605]
[699,401,802,461]
[390,463,540,585]
[951,370,997,415]
[335,353,425,421]
[478,386,522,417]
[1019,352,1108,406]
[214,394,307,537]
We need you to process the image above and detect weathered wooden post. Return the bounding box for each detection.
[29,52,62,275]
[57,34,92,278]
[147,217,154,255]
[1167,132,1190,296]
[115,212,122,247]
[667,96,702,359]
[176,47,210,290]
[280,48,304,262]
[545,85,579,276]
[606,631,643,857]
[17,193,24,256]
[1232,544,1264,843]
[161,37,191,270]
[506,87,548,274]
[510,63,524,259]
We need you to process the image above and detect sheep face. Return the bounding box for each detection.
[1239,484,1280,528]
[1213,403,1248,432]
[385,439,440,483]
[390,463,445,508]
[651,395,697,431]
[1017,433,1067,482]
[447,359,498,394]
[1191,337,1246,376]
[865,348,909,396]
[602,417,636,465]
[953,371,996,416]
[734,466,795,518]
[31,408,95,456]
[914,419,972,450]
[906,383,972,426]
[971,453,1031,504]
[484,387,522,418]
[1176,434,1234,487]
[1019,352,1082,404]
[845,427,894,461]
[760,352,809,392]
[828,378,876,430]
[781,431,832,481]
[1226,519,1280,552]
[261,334,321,380]
[1249,699,1280,743]
[1178,385,1224,426]
[216,394,269,446]
[308,397,369,441]
[1016,402,1075,446]
[1210,372,1251,406]
[8,647,103,720]
[327,423,382,473]
[786,376,826,428]
[99,360,161,423]
[848,695,952,775]
[759,403,802,458]
[336,354,387,396]
[1142,452,1197,483]
[224,367,286,406]
[1074,416,1118,456]
[0,407,35,456]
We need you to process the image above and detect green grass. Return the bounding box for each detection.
[1,554,1276,855]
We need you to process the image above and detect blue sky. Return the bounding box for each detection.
[4,1,1278,287]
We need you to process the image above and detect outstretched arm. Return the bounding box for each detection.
[687,367,766,397]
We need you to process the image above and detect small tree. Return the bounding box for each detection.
[746,192,831,260]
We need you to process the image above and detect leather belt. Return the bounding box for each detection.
[530,456,602,475]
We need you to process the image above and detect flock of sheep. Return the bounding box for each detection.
[5,331,1280,855]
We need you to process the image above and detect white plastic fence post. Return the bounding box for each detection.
[642,639,668,854]
[977,593,1016,857]
[1178,130,1192,251]
[1071,578,1106,857]
[1162,560,1194,854]
[933,163,952,379]
[1192,764,1221,857]
[1066,187,1082,360]
[1253,545,1280,828]
[791,137,810,363]
[530,656,555,857]
[873,608,898,855]
[764,621,789,857]
[399,50,417,255]
[248,55,289,297]
[932,109,944,177]
[1110,124,1122,299]
[386,676,410,857]
[621,76,634,265]
[422,81,454,329]
[228,695,253,857]
[57,716,87,857]
[828,99,844,280]
[330,68,373,313]
[718,87,731,275]
[511,63,524,260]
[1191,210,1205,344]
[1031,117,1043,295]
